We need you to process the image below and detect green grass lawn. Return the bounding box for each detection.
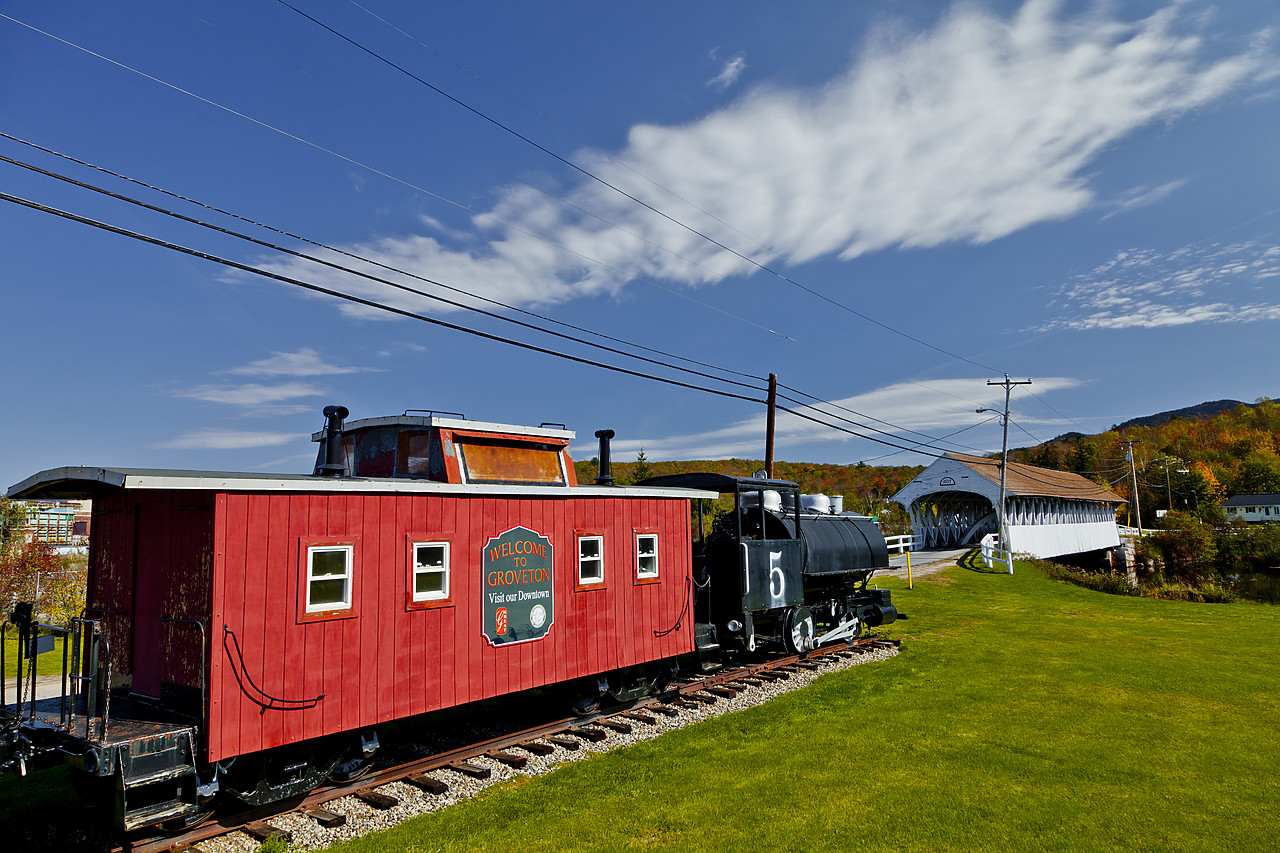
[2,632,68,680]
[324,560,1280,853]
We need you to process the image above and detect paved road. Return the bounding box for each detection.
[3,674,67,702]
[882,547,969,579]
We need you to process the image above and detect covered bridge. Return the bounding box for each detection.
[891,452,1126,559]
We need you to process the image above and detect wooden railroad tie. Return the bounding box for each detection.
[795,662,822,671]
[355,790,400,810]
[756,670,790,681]
[667,698,700,709]
[545,735,581,751]
[488,749,529,768]
[648,704,680,717]
[567,726,608,742]
[244,822,292,844]
[447,760,492,779]
[305,807,347,828]
[706,685,737,699]
[404,774,449,795]
[684,692,717,704]
[617,711,657,725]
[515,740,556,756]
[595,718,633,734]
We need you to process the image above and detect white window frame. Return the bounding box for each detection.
[412,540,450,602]
[578,535,604,585]
[306,544,353,613]
[635,533,659,579]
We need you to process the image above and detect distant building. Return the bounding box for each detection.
[18,499,91,552]
[1222,494,1280,523]
[891,452,1126,558]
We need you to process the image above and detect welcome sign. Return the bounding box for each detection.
[482,525,554,646]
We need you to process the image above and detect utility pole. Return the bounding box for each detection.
[1122,439,1144,534]
[983,375,1032,551]
[1158,457,1176,512]
[764,373,777,479]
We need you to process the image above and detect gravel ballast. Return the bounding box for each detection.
[197,644,899,852]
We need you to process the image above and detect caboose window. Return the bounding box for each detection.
[413,542,450,601]
[306,545,353,612]
[636,533,658,579]
[578,536,604,584]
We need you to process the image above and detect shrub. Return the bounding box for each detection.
[1030,559,1135,596]
[1148,511,1218,584]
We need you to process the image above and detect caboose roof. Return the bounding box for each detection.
[7,466,715,501]
[309,414,575,442]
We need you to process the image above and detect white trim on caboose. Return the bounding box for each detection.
[8,466,718,501]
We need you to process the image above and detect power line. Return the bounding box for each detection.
[1,133,1010,458]
[0,189,769,405]
[0,12,815,355]
[780,382,992,453]
[5,186,1006,460]
[273,0,1004,375]
[861,416,1001,464]
[0,143,765,394]
[775,389,990,456]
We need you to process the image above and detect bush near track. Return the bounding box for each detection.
[325,559,1279,853]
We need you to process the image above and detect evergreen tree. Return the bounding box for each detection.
[630,447,654,484]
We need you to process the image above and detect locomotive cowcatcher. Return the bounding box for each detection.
[1,406,898,832]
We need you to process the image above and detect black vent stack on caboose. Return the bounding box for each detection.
[594,429,616,486]
[314,405,350,477]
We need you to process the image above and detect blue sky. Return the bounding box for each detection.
[2,0,1278,489]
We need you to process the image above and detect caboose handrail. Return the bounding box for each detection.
[160,616,207,730]
[222,625,325,713]
[69,617,112,741]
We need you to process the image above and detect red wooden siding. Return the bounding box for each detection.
[206,490,693,762]
[85,490,213,702]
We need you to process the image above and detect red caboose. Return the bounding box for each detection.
[4,409,712,829]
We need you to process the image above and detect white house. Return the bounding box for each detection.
[892,452,1126,559]
[1221,494,1280,523]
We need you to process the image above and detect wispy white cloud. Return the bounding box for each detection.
[154,429,301,450]
[1041,241,1280,330]
[225,347,372,376]
[1100,179,1188,220]
[261,0,1272,319]
[708,54,746,90]
[175,382,324,406]
[577,377,1082,461]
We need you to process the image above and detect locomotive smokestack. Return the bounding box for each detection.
[315,405,350,477]
[594,429,616,486]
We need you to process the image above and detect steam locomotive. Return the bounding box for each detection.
[1,407,899,832]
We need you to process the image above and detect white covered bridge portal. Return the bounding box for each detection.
[891,453,1126,559]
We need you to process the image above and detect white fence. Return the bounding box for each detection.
[980,533,1013,574]
[884,534,916,554]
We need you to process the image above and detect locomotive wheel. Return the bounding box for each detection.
[782,606,816,654]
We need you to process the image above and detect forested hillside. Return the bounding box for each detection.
[573,454,922,520]
[1008,397,1280,526]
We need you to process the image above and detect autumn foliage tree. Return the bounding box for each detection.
[0,497,87,626]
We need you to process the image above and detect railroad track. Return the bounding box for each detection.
[116,637,898,853]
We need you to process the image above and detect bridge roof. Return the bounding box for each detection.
[945,453,1126,503]
[892,453,1125,507]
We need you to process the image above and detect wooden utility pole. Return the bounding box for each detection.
[1122,439,1144,534]
[985,374,1032,552]
[764,373,777,478]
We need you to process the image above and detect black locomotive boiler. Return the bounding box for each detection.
[641,473,901,658]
